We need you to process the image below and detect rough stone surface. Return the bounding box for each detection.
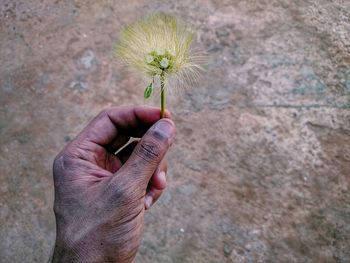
[1,0,350,262]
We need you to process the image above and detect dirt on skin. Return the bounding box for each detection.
[1,0,350,262]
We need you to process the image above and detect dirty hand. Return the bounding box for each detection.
[51,106,175,263]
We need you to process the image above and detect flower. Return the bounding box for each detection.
[114,13,204,117]
[160,58,169,69]
[115,13,203,88]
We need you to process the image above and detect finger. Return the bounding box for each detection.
[144,188,163,210]
[145,161,167,209]
[116,140,139,163]
[111,140,165,174]
[148,159,167,190]
[105,152,123,173]
[103,140,138,174]
[117,119,175,187]
[72,106,171,151]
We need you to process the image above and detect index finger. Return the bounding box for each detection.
[74,105,172,147]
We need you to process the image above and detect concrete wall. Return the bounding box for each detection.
[1,0,349,262]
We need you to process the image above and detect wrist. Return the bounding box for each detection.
[51,238,87,263]
[51,235,136,263]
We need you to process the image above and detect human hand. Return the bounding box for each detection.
[51,106,175,263]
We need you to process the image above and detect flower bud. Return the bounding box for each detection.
[145,54,154,64]
[160,58,169,69]
[155,48,165,56]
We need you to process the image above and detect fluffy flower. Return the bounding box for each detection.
[115,13,203,89]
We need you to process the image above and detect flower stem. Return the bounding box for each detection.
[160,72,165,118]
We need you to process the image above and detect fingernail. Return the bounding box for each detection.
[153,120,175,141]
[159,171,166,184]
[145,196,153,209]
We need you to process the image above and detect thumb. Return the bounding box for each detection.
[118,118,175,186]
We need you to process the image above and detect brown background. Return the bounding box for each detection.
[1,0,350,262]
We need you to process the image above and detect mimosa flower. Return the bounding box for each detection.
[115,13,204,117]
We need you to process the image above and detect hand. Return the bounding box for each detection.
[51,106,175,263]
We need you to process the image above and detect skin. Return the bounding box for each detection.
[51,106,175,263]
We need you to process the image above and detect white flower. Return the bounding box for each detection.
[145,54,154,64]
[155,48,165,56]
[160,57,169,69]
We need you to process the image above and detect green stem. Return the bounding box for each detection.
[160,72,165,118]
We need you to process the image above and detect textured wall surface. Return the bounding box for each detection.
[1,0,350,262]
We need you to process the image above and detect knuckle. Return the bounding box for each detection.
[53,154,63,174]
[53,153,68,170]
[135,139,163,163]
[97,108,110,119]
[99,108,111,115]
[109,187,127,204]
[96,107,120,121]
[53,152,74,181]
[107,179,143,206]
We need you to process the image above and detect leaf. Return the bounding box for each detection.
[144,83,153,99]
